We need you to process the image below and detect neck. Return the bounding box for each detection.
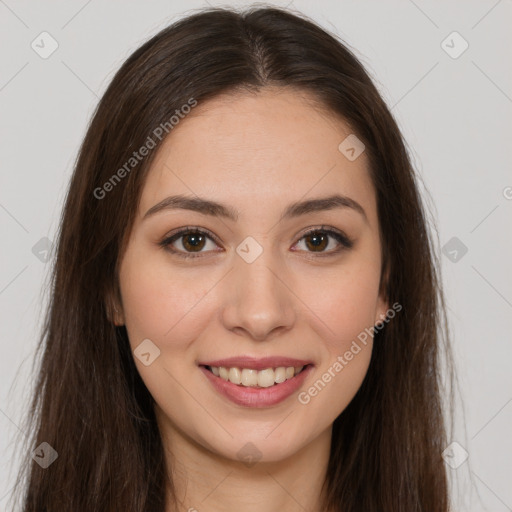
[157,410,333,512]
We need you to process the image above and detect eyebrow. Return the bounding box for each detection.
[143,193,368,223]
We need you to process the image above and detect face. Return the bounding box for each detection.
[116,87,388,464]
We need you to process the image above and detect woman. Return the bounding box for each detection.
[11,5,455,511]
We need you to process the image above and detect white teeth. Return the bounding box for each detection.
[257,368,275,388]
[228,367,242,385]
[274,367,286,383]
[241,368,258,386]
[208,365,306,387]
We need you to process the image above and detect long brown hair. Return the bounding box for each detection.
[10,5,455,511]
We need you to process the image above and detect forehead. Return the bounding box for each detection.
[138,87,376,223]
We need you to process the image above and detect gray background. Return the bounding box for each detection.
[1,1,511,510]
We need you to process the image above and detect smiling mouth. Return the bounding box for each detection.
[201,364,311,388]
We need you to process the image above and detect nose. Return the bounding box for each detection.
[220,248,297,342]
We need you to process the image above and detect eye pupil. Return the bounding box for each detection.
[305,232,327,251]
[183,233,206,251]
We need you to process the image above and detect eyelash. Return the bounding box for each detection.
[158,225,354,260]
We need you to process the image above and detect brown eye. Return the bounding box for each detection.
[304,231,329,252]
[181,232,207,252]
[293,227,353,256]
[159,225,353,260]
[160,228,219,259]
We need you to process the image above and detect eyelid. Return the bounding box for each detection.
[164,225,221,245]
[296,224,352,245]
[158,226,222,259]
[159,224,353,259]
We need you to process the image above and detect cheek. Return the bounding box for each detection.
[296,273,377,418]
[305,260,381,349]
[298,342,372,428]
[295,260,379,410]
[119,251,216,345]
[119,255,215,418]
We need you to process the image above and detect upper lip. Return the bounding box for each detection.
[199,356,313,371]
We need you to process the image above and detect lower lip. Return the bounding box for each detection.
[199,365,314,408]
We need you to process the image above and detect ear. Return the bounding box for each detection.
[374,294,389,328]
[105,287,124,326]
[374,263,390,327]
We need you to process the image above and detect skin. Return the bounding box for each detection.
[115,87,389,512]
